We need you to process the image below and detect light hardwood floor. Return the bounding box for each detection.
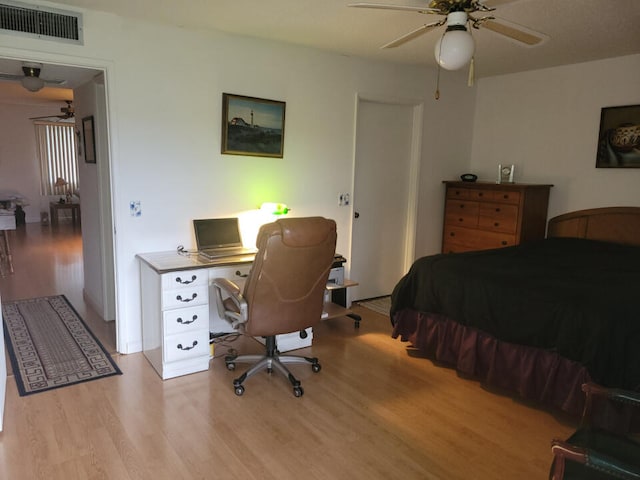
[0,222,576,479]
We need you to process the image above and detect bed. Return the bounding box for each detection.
[390,207,640,415]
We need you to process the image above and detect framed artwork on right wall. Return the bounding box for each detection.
[596,104,640,168]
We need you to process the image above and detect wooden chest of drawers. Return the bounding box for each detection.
[442,181,552,253]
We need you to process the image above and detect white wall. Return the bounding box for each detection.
[1,2,473,353]
[469,55,640,218]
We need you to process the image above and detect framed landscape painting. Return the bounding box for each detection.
[221,93,286,158]
[596,104,640,168]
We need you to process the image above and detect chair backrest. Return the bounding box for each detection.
[242,217,337,337]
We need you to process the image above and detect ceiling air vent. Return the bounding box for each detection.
[0,0,83,44]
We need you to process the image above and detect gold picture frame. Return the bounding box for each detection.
[221,93,286,158]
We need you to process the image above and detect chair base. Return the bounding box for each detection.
[224,335,321,397]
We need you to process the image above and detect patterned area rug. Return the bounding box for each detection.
[2,295,121,396]
[357,296,391,316]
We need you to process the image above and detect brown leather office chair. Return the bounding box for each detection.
[212,216,337,397]
[550,383,640,480]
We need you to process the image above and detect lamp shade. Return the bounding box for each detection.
[21,75,45,92]
[54,177,68,187]
[434,12,475,71]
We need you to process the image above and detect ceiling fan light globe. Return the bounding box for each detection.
[21,76,45,92]
[434,30,475,71]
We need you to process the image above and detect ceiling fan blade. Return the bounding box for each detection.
[0,73,23,81]
[482,18,548,46]
[381,19,446,48]
[482,0,519,7]
[43,79,67,86]
[349,3,440,14]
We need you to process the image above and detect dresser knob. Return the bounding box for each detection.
[503,194,509,199]
[459,204,465,209]
[494,222,499,227]
[177,315,197,325]
[177,341,198,351]
[495,208,501,212]
[458,218,464,222]
[176,275,197,285]
[176,293,197,302]
[478,192,484,197]
[450,232,455,237]
[501,240,507,245]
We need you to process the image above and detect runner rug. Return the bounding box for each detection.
[2,295,121,396]
[357,296,392,317]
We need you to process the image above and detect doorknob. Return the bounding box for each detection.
[354,211,360,218]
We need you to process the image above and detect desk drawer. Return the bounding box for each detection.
[164,304,209,335]
[162,284,208,310]
[164,329,209,363]
[162,269,208,290]
[209,264,252,283]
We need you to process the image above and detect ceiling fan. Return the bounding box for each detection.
[0,62,67,92]
[349,0,548,71]
[30,101,75,121]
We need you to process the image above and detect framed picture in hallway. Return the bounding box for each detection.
[221,93,286,158]
[82,116,96,164]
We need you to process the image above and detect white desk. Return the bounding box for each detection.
[137,251,359,380]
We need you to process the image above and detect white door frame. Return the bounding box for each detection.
[347,93,423,289]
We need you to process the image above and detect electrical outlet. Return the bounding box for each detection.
[339,193,350,206]
[130,201,141,217]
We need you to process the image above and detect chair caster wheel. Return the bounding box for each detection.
[234,385,245,396]
[312,363,321,373]
[226,362,235,371]
[293,386,304,397]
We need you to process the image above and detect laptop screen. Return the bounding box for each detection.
[193,217,243,250]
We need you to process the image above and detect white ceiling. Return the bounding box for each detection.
[1,0,639,103]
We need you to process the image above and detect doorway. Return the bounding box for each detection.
[0,56,116,340]
[349,96,422,301]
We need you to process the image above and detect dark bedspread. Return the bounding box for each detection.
[390,237,640,390]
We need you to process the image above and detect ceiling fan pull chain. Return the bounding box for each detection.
[468,56,475,87]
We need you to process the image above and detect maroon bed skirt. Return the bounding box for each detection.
[392,309,591,416]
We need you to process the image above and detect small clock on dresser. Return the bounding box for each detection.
[498,164,515,183]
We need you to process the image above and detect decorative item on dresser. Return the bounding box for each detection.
[442,181,553,253]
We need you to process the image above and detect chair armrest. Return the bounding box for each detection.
[211,278,248,329]
[551,439,640,480]
[583,383,640,409]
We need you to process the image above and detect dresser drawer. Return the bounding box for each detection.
[446,187,472,200]
[162,269,208,290]
[164,304,209,335]
[164,329,209,363]
[162,284,208,310]
[444,200,479,228]
[478,203,519,233]
[444,225,517,250]
[490,190,521,204]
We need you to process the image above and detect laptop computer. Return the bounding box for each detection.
[194,217,257,260]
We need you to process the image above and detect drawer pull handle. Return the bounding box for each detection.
[235,270,248,278]
[501,240,508,245]
[458,218,464,222]
[478,192,484,197]
[177,315,197,325]
[450,232,455,237]
[503,194,509,199]
[176,293,197,303]
[459,204,465,209]
[494,222,500,227]
[176,275,197,285]
[495,208,501,212]
[177,341,198,351]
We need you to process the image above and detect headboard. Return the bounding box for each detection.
[547,207,640,247]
